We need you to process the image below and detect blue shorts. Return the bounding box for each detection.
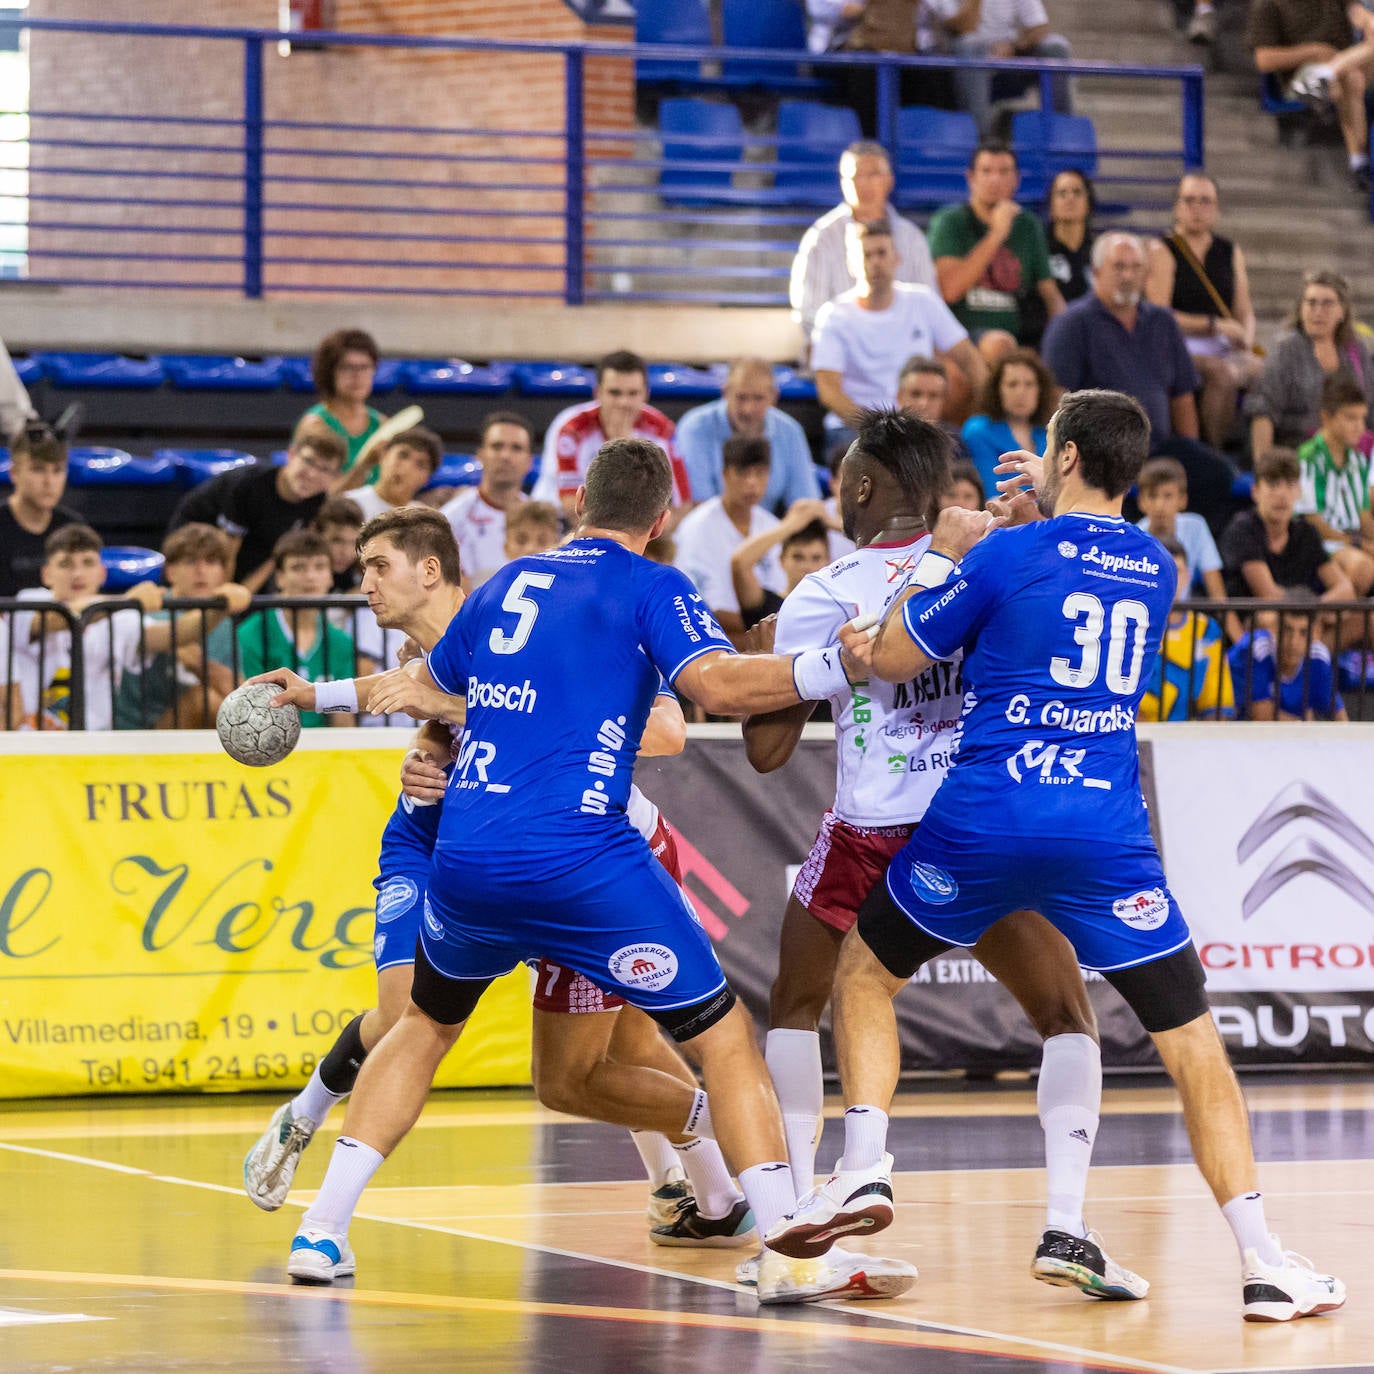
[420,831,728,1016]
[884,815,1193,972]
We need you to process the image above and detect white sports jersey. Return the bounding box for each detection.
[772,536,965,827]
[441,487,523,589]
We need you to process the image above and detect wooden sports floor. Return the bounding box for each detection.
[0,1075,1370,1374]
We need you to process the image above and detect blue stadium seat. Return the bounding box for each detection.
[1010,111,1097,201]
[0,448,9,484]
[720,0,826,92]
[773,365,817,401]
[100,546,165,592]
[280,356,403,393]
[154,448,260,487]
[400,360,514,395]
[160,355,284,391]
[12,356,39,386]
[67,448,178,487]
[31,352,164,389]
[658,98,745,206]
[637,0,711,87]
[422,454,482,492]
[894,106,979,211]
[813,463,832,497]
[513,362,596,398]
[775,102,863,205]
[648,362,728,399]
[1260,73,1306,116]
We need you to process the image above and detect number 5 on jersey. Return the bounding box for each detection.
[489,572,556,655]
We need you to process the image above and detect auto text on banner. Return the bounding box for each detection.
[0,731,532,1099]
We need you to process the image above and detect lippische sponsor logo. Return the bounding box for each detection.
[1112,887,1170,930]
[607,942,679,990]
[1081,545,1160,577]
[467,678,538,714]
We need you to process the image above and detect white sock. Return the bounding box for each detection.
[301,1136,384,1235]
[630,1130,680,1189]
[1222,1191,1283,1266]
[1194,2,1213,14]
[841,1104,889,1171]
[765,1028,824,1190]
[682,1088,714,1141]
[672,1136,744,1220]
[291,1067,346,1129]
[1350,152,1370,170]
[738,1161,796,1237]
[1037,1033,1101,1239]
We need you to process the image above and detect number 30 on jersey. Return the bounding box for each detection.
[1050,593,1149,695]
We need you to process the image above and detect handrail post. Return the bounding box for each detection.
[243,35,265,298]
[564,47,585,307]
[876,58,898,166]
[1182,69,1205,169]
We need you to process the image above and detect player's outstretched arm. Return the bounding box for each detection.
[247,665,390,714]
[676,646,861,716]
[739,610,815,772]
[365,660,466,724]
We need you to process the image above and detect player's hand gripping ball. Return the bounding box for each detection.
[216,681,301,767]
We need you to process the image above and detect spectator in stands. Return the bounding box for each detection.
[534,351,690,517]
[443,412,537,591]
[1229,591,1348,720]
[315,497,367,594]
[350,427,443,523]
[1186,1,1218,45]
[676,358,821,514]
[812,219,985,458]
[1136,457,1228,602]
[170,431,346,592]
[1296,373,1374,594]
[1137,535,1236,722]
[673,436,788,641]
[927,142,1064,368]
[0,422,81,599]
[941,459,986,511]
[926,0,1074,135]
[0,336,36,441]
[791,142,937,358]
[1145,174,1263,451]
[960,347,1054,494]
[503,502,563,563]
[1249,0,1374,192]
[730,504,834,629]
[1044,168,1097,305]
[829,2,947,135]
[1221,447,1356,600]
[1042,231,1237,534]
[236,529,369,727]
[1246,269,1374,456]
[896,354,972,461]
[299,328,384,482]
[112,524,250,730]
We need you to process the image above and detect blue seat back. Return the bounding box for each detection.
[67,447,178,487]
[100,546,165,592]
[637,0,711,84]
[280,356,402,393]
[1011,111,1098,200]
[894,106,979,210]
[32,352,164,389]
[513,362,596,398]
[154,448,260,487]
[422,454,482,492]
[659,99,745,204]
[160,355,285,391]
[720,0,821,87]
[648,362,728,399]
[775,102,862,204]
[399,360,513,395]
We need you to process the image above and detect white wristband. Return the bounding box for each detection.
[792,647,851,701]
[910,551,956,590]
[314,678,359,713]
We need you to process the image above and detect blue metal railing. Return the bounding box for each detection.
[1,16,1205,306]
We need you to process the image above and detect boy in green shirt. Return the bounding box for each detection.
[1296,372,1374,596]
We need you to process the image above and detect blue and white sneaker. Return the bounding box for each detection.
[764,1153,895,1260]
[244,1101,316,1212]
[288,1226,356,1285]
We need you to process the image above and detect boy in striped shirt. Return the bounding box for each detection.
[1296,373,1374,595]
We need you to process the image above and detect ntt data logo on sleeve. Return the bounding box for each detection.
[608,942,679,990]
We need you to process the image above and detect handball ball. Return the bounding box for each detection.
[216,681,301,767]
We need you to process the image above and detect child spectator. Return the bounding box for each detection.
[0,421,81,598]
[236,529,370,727]
[314,497,366,594]
[960,347,1054,496]
[1229,592,1347,721]
[942,460,986,512]
[729,500,834,629]
[1295,373,1374,595]
[502,501,562,562]
[1138,536,1235,722]
[113,524,250,729]
[349,427,442,522]
[1135,457,1227,601]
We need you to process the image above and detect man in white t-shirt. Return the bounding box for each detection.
[673,436,787,641]
[741,406,1147,1303]
[812,218,986,460]
[441,411,535,592]
[349,427,443,523]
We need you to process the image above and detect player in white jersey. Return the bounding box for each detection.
[744,409,1144,1300]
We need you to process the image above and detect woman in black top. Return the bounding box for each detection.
[1044,168,1096,303]
[1145,173,1262,452]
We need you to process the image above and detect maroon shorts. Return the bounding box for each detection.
[792,810,914,934]
[531,814,682,1013]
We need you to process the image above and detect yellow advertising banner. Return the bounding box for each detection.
[0,730,532,1099]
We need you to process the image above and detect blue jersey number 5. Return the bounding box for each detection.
[489,571,556,655]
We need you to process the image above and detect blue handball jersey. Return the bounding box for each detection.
[902,512,1176,842]
[425,538,733,855]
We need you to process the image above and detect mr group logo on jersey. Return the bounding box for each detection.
[608,942,679,990]
[1112,888,1170,930]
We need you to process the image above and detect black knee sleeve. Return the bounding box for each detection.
[409,940,495,1026]
[855,880,954,980]
[650,986,737,1043]
[318,1012,368,1095]
[1103,943,1209,1034]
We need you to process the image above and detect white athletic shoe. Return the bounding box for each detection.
[1031,1228,1149,1300]
[763,1153,895,1259]
[756,1246,916,1305]
[287,1226,356,1284]
[1241,1242,1345,1322]
[244,1101,317,1212]
[736,1250,762,1287]
[647,1166,694,1228]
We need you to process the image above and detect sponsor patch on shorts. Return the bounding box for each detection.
[908,860,958,905]
[374,934,386,962]
[1112,887,1170,930]
[422,896,444,941]
[607,942,679,991]
[376,876,419,924]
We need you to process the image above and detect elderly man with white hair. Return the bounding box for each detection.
[1042,231,1237,534]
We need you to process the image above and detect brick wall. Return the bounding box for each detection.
[26,1,632,302]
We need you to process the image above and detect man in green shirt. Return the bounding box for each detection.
[1296,372,1374,594]
[927,141,1065,369]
